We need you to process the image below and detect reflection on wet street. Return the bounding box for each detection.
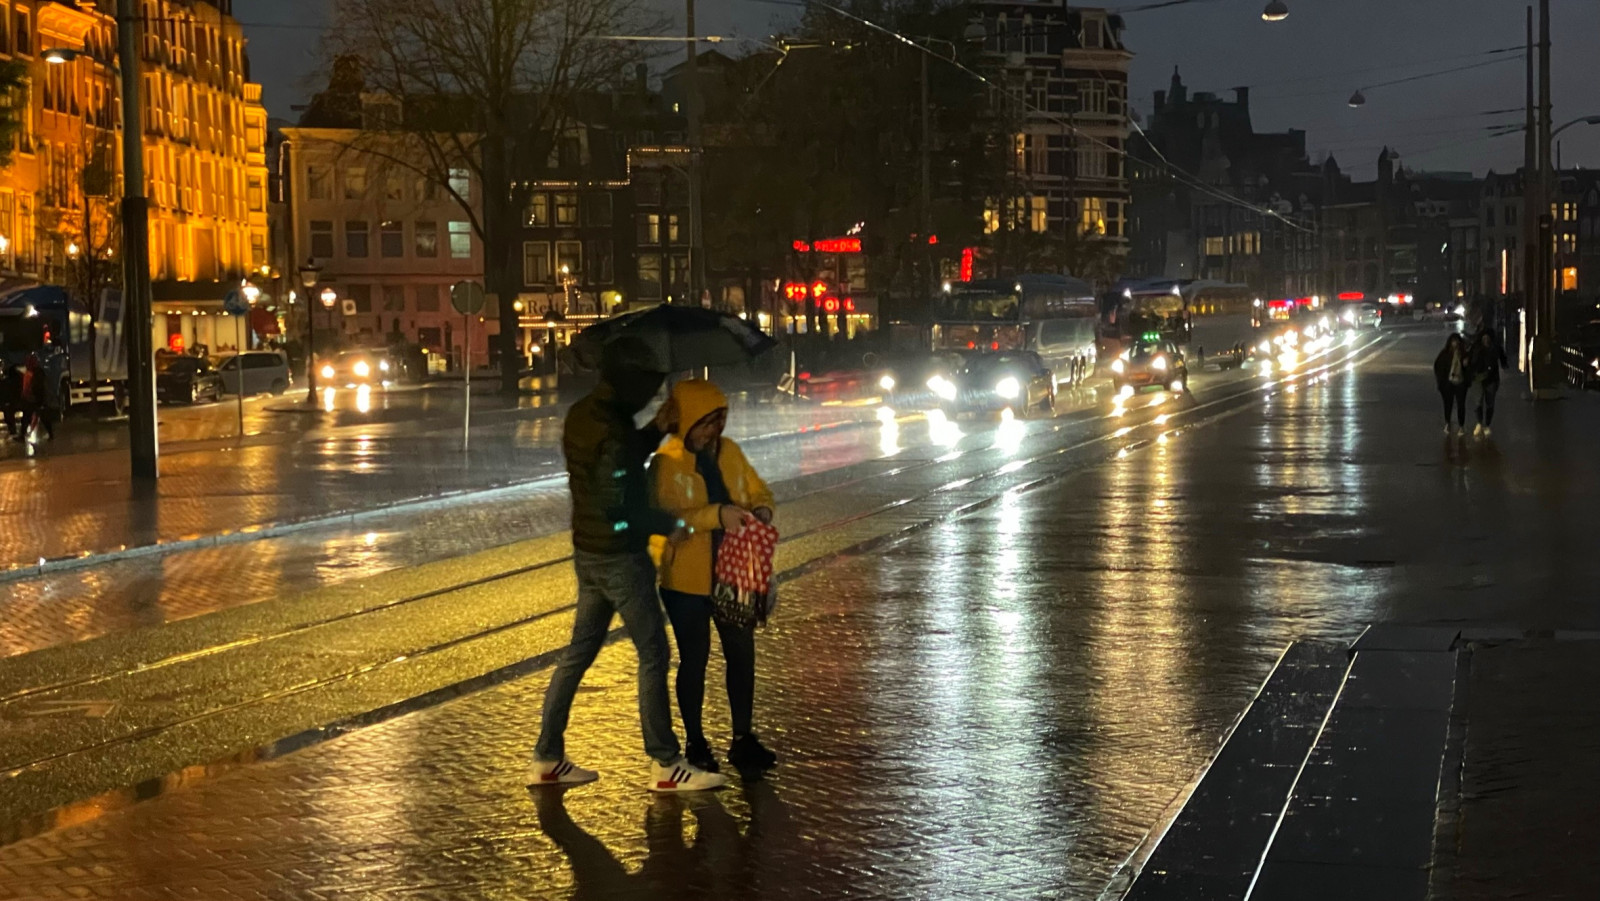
[5,327,1600,899]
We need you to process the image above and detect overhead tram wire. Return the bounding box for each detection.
[747,0,1317,233]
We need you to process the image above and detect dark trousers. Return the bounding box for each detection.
[1475,379,1499,426]
[1438,383,1467,426]
[661,588,756,745]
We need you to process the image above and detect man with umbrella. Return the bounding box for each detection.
[531,335,728,792]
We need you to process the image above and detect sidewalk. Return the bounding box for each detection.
[0,390,882,576]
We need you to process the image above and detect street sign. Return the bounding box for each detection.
[451,281,487,315]
[222,288,249,315]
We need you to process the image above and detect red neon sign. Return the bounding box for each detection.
[811,237,862,254]
[167,333,185,353]
[792,240,811,253]
[927,234,939,246]
[960,247,975,282]
[811,280,828,298]
[783,283,808,302]
[822,297,840,313]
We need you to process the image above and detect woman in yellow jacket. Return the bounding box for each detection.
[648,379,777,775]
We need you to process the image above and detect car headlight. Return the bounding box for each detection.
[879,374,896,391]
[1111,359,1125,374]
[927,375,957,401]
[1152,355,1168,372]
[379,360,390,372]
[1259,341,1272,353]
[994,376,1020,399]
[354,360,371,377]
[1453,304,1466,317]
[1342,311,1355,323]
[320,364,335,379]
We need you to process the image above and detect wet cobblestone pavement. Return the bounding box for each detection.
[3,327,1599,899]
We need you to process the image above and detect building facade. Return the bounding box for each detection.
[280,123,485,365]
[0,0,271,354]
[970,1,1132,250]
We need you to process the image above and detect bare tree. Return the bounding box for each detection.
[323,0,664,392]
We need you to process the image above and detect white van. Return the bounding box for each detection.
[216,350,292,396]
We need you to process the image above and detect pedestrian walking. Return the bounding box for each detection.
[1433,333,1470,435]
[531,336,728,793]
[648,379,779,777]
[1468,328,1507,437]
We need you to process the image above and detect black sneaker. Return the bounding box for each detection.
[728,734,778,772]
[685,738,720,774]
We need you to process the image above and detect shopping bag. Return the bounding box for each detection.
[711,519,779,628]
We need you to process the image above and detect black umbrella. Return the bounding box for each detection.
[569,305,778,372]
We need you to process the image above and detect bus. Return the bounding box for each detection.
[1105,280,1192,348]
[934,274,1100,384]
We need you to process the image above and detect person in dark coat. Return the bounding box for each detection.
[1468,327,1508,437]
[530,335,728,794]
[1433,333,1470,436]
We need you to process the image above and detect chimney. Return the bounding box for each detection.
[1233,86,1249,110]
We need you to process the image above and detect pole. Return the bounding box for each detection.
[920,47,931,321]
[235,315,246,438]
[463,310,471,452]
[685,0,706,306]
[1522,5,1536,380]
[118,0,157,479]
[1530,0,1556,394]
[307,293,318,400]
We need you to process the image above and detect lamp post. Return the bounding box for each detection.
[1262,1,1289,21]
[47,0,157,480]
[299,261,321,397]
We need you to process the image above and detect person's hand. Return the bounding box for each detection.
[652,397,679,434]
[720,505,750,534]
[753,506,774,525]
[667,526,691,545]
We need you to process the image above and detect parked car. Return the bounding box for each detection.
[215,350,291,396]
[156,354,224,404]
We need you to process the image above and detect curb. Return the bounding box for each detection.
[0,477,560,585]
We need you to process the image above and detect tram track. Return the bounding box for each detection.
[0,330,1393,784]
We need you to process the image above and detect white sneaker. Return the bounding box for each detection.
[1473,423,1484,436]
[1482,426,1492,438]
[1444,424,1455,436]
[648,757,728,792]
[531,758,599,786]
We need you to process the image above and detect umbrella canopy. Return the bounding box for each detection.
[569,305,778,372]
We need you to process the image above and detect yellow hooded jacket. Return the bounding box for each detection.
[647,379,775,596]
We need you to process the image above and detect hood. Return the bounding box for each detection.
[671,379,728,438]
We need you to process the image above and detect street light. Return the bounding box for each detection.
[1348,89,1367,108]
[1262,1,1289,21]
[1551,115,1600,138]
[298,260,321,396]
[320,287,339,309]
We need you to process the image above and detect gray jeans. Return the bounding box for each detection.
[534,550,680,765]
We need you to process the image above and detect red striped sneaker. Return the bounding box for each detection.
[531,758,598,786]
[648,758,728,792]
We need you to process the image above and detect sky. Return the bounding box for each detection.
[236,0,1600,180]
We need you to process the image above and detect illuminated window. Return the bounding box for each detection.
[984,202,1001,235]
[448,168,471,201]
[448,221,471,258]
[1014,133,1026,171]
[556,241,582,277]
[525,194,549,227]
[343,167,366,199]
[1561,266,1578,292]
[1080,197,1106,235]
[1204,236,1225,256]
[415,221,437,258]
[554,193,578,225]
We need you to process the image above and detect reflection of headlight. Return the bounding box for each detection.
[879,374,896,391]
[926,375,956,401]
[1152,356,1168,372]
[1342,311,1355,323]
[354,360,371,377]
[1258,341,1271,353]
[994,376,1020,399]
[379,360,390,372]
[320,364,335,379]
[1111,359,1125,374]
[1453,304,1466,317]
